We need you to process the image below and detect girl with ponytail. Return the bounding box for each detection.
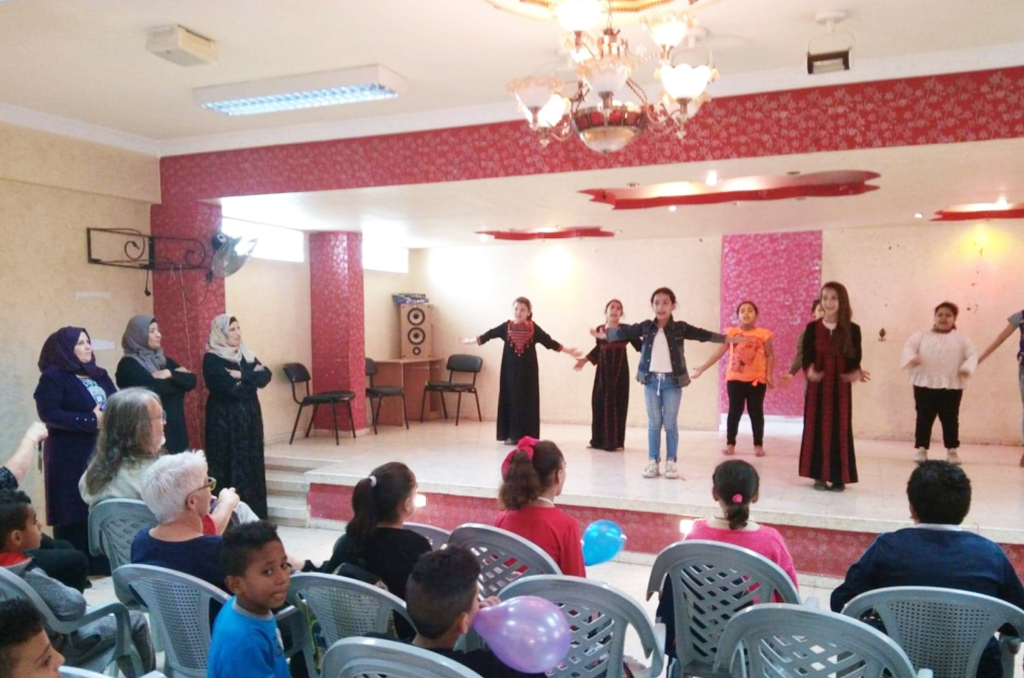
[656,460,798,661]
[310,462,430,602]
[494,437,586,577]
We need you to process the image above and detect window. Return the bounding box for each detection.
[220,219,304,263]
[362,239,409,273]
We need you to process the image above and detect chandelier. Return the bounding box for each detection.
[507,0,720,154]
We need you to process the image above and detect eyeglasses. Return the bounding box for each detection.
[150,411,167,424]
[188,477,217,496]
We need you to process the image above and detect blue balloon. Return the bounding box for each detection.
[581,520,626,566]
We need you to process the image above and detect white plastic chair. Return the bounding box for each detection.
[321,637,484,678]
[714,604,933,678]
[287,573,414,678]
[646,540,802,678]
[448,523,561,597]
[842,586,1024,678]
[0,567,143,677]
[88,499,157,571]
[499,574,665,678]
[60,669,166,678]
[405,522,451,551]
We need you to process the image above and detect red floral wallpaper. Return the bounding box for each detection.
[719,232,823,417]
[151,202,226,448]
[160,67,1024,203]
[308,231,367,431]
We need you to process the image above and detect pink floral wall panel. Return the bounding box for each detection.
[150,202,226,447]
[719,232,823,417]
[160,68,1024,203]
[308,231,367,431]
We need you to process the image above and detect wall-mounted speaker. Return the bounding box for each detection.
[400,303,432,359]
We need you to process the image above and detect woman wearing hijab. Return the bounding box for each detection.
[202,315,272,518]
[115,315,197,453]
[33,327,116,566]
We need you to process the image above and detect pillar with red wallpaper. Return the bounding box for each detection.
[719,231,823,418]
[150,201,225,447]
[308,231,367,432]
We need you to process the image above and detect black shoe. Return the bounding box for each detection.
[813,481,828,491]
[830,482,846,492]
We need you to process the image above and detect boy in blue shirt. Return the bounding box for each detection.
[208,521,293,678]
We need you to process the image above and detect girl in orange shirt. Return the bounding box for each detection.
[691,301,775,457]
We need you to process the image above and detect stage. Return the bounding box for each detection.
[264,420,1024,580]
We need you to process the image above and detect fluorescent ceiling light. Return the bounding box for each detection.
[194,65,406,116]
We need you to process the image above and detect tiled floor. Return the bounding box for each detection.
[275,420,1024,541]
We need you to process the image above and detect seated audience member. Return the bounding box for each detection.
[404,546,544,678]
[0,598,65,678]
[657,460,799,660]
[130,451,231,590]
[831,461,1024,678]
[207,522,293,678]
[308,462,429,600]
[0,422,48,492]
[0,490,154,676]
[494,438,585,577]
[80,388,256,534]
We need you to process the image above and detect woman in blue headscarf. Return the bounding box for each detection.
[34,327,116,567]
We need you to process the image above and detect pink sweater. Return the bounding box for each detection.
[686,518,799,589]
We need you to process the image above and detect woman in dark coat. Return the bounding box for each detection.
[34,327,116,567]
[461,297,581,444]
[202,314,272,518]
[575,299,641,451]
[799,282,869,492]
[115,315,196,453]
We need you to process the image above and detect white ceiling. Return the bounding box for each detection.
[216,138,1024,247]
[0,0,1021,153]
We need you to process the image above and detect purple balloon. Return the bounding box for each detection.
[473,595,572,674]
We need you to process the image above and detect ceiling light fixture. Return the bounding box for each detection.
[507,0,721,154]
[194,65,406,116]
[914,213,923,219]
[475,227,616,241]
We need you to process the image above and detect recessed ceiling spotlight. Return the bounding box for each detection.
[914,213,923,219]
[705,170,718,186]
[668,205,677,212]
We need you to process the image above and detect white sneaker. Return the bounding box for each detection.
[643,459,660,478]
[946,449,962,466]
[914,448,928,463]
[665,461,680,479]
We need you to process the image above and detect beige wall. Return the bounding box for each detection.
[364,269,416,360]
[224,245,313,443]
[0,123,160,515]
[415,237,723,431]
[823,222,1024,445]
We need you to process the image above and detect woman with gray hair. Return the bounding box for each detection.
[80,388,253,534]
[115,315,196,453]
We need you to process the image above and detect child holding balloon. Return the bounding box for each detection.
[405,547,548,678]
[494,437,586,577]
[656,460,799,661]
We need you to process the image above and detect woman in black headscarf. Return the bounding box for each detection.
[115,315,196,453]
[34,327,116,565]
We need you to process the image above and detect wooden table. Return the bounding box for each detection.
[371,358,446,427]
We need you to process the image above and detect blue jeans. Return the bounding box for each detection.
[644,375,682,462]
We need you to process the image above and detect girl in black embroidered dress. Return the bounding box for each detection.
[575,300,641,451]
[461,297,581,444]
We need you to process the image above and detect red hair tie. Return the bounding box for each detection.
[501,436,540,477]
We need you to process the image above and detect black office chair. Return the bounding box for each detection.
[365,358,408,434]
[420,354,483,426]
[283,362,356,445]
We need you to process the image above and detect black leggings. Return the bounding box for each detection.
[727,381,767,446]
[914,386,963,450]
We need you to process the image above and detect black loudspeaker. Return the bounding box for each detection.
[400,304,432,359]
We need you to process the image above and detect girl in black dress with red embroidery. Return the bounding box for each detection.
[574,299,641,451]
[461,297,581,444]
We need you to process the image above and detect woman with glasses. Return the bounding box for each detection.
[115,315,196,454]
[81,388,256,533]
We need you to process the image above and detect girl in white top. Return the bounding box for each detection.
[900,301,978,465]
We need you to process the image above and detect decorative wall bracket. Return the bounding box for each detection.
[86,228,210,271]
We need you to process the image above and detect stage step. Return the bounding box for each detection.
[267,470,309,497]
[265,455,319,528]
[268,495,309,528]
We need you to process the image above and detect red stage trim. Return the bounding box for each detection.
[581,171,880,210]
[308,483,1024,581]
[932,202,1024,221]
